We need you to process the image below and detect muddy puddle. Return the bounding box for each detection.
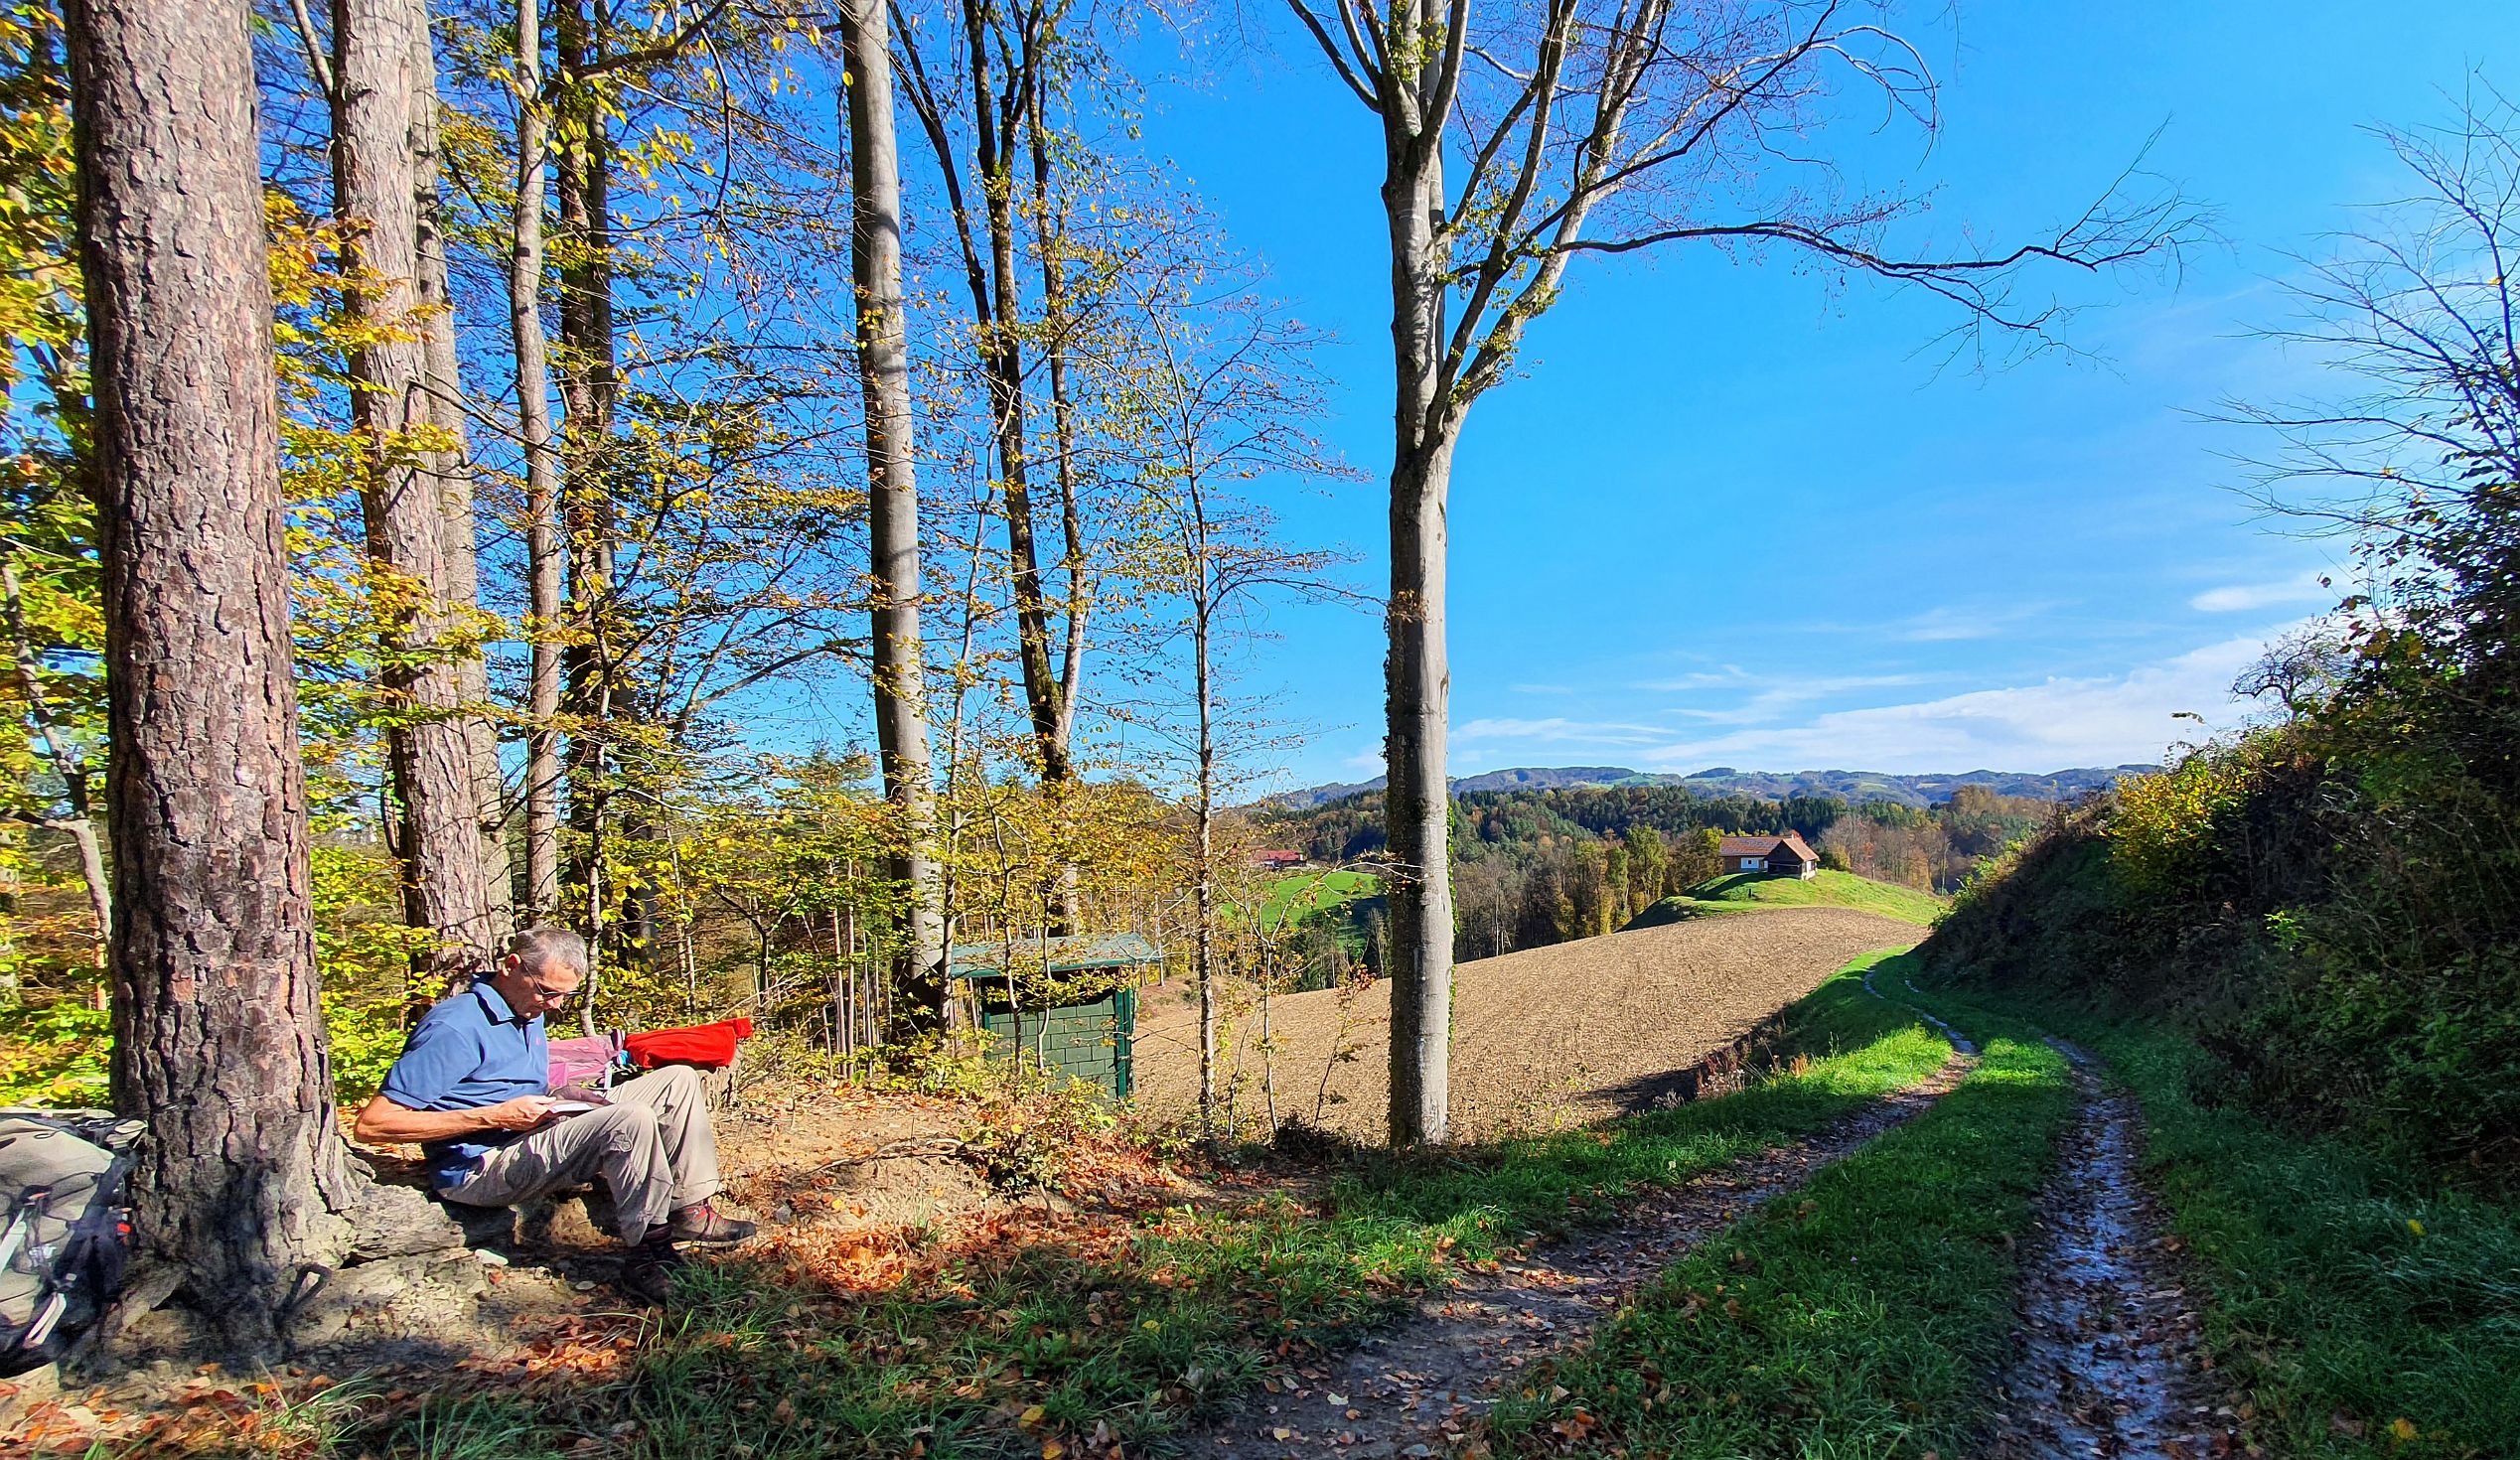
[1983,1041,2239,1459]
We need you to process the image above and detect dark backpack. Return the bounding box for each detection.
[0,1110,137,1376]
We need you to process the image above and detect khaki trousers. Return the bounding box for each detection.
[440,1065,721,1244]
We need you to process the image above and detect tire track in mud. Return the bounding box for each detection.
[1981,1039,2244,1460]
[1173,978,1972,1460]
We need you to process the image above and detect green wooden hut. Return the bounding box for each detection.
[947,933,1163,1098]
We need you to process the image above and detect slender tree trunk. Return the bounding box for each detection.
[1382,126,1455,1146]
[1,559,110,955]
[840,0,948,1025]
[1193,591,1218,1145]
[957,1,1065,789]
[555,0,618,944]
[509,0,564,920]
[66,0,454,1351]
[1026,87,1087,931]
[329,0,497,980]
[407,6,511,928]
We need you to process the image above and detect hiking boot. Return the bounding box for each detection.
[668,1201,756,1244]
[619,1240,684,1305]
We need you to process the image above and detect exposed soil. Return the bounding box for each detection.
[1171,1048,1977,1459]
[1981,1040,2242,1460]
[1134,907,1919,1144]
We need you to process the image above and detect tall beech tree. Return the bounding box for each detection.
[66,0,451,1349]
[1283,0,2192,1143]
[405,5,511,924]
[839,0,948,1017]
[318,0,502,979]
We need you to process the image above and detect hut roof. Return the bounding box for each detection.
[946,931,1164,982]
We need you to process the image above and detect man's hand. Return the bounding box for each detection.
[479,1095,560,1132]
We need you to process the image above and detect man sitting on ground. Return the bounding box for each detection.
[354,926,755,1303]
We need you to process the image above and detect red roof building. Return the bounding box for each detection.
[1717,832,1820,879]
[1251,849,1306,871]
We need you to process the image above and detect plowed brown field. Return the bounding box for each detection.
[1132,906,1919,1143]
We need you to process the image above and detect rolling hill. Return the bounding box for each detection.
[1625,869,1949,930]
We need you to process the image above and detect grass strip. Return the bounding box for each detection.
[344,954,1948,1460]
[1929,987,2520,1460]
[1486,955,2073,1458]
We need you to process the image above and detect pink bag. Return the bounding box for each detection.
[547,1032,626,1092]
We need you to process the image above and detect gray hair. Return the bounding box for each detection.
[506,925,588,977]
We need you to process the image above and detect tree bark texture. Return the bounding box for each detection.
[66,0,452,1350]
[839,0,948,1022]
[509,0,564,921]
[1382,113,1455,1147]
[329,0,498,979]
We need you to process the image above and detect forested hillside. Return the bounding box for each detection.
[1260,762,2150,811]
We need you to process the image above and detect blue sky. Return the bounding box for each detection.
[1112,1,2520,791]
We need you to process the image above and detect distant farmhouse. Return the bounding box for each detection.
[1251,848,1306,872]
[1718,832,1820,879]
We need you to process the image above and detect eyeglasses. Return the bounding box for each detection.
[525,978,584,1006]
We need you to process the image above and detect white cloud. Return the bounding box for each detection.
[2189,571,2333,614]
[1683,673,1940,726]
[1631,632,2281,774]
[1630,665,1757,692]
[1891,602,2058,643]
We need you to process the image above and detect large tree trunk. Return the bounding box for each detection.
[65,0,452,1353]
[328,0,498,979]
[1382,129,1454,1147]
[509,0,564,921]
[406,4,512,928]
[839,0,948,1024]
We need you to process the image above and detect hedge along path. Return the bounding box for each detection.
[1176,965,1975,1460]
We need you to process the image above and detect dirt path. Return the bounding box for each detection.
[1980,1039,2240,1460]
[1169,1046,1974,1459]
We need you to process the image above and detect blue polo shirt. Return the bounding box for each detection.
[379,979,550,1189]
